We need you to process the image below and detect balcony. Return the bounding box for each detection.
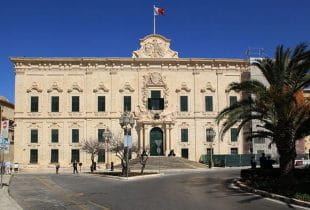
[148,98,164,110]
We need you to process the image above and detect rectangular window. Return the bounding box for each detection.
[151,90,161,98]
[229,96,237,107]
[98,96,106,112]
[71,96,80,112]
[124,96,131,112]
[31,129,38,143]
[205,96,213,112]
[51,149,59,163]
[181,129,188,142]
[206,128,215,142]
[51,129,59,143]
[30,149,38,163]
[30,96,39,112]
[71,149,80,163]
[254,138,265,144]
[72,129,79,143]
[207,148,214,155]
[180,96,188,112]
[231,128,238,142]
[98,129,105,143]
[51,96,59,112]
[231,148,238,155]
[98,149,105,163]
[181,148,189,159]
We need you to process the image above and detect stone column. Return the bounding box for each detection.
[165,125,169,155]
[167,124,171,152]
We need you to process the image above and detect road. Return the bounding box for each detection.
[9,169,308,210]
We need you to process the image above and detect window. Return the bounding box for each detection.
[51,96,59,112]
[98,129,105,143]
[206,128,215,142]
[180,96,188,112]
[151,90,161,98]
[51,129,59,143]
[231,128,238,142]
[30,149,38,163]
[181,129,188,142]
[71,149,80,162]
[181,148,189,159]
[148,90,164,110]
[205,96,213,112]
[72,129,79,143]
[231,148,238,155]
[71,96,80,112]
[124,96,131,112]
[51,149,59,163]
[98,149,105,163]
[98,96,106,112]
[31,129,38,143]
[207,148,214,155]
[254,138,265,144]
[30,96,39,112]
[229,96,237,107]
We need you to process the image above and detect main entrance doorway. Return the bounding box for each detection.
[150,127,164,156]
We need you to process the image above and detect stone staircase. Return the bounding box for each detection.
[116,156,208,170]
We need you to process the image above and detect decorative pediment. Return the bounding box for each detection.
[119,82,135,93]
[176,83,191,93]
[201,82,216,93]
[68,83,83,93]
[132,34,178,58]
[68,122,82,128]
[27,122,41,128]
[95,122,108,128]
[27,82,43,93]
[47,82,63,93]
[144,72,166,87]
[93,82,109,93]
[204,122,216,128]
[180,122,190,128]
[47,122,62,128]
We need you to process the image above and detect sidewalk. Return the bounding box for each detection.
[0,174,22,210]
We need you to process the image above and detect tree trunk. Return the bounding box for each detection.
[141,164,145,174]
[91,154,95,173]
[277,138,296,176]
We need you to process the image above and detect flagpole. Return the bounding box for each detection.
[153,5,156,34]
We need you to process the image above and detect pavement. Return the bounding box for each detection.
[0,174,22,210]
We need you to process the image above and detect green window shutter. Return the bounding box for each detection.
[181,129,188,142]
[98,149,105,162]
[51,129,59,143]
[151,90,161,98]
[51,96,59,112]
[31,129,38,143]
[30,149,38,163]
[231,128,238,142]
[98,96,106,112]
[124,96,131,112]
[71,149,80,163]
[72,129,79,143]
[51,149,59,163]
[205,96,213,111]
[72,96,80,112]
[229,96,237,107]
[31,96,39,112]
[180,96,188,112]
[98,129,105,142]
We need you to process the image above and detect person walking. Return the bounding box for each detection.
[73,160,78,174]
[259,153,267,169]
[55,163,60,174]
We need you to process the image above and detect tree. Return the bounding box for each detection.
[216,43,310,176]
[139,150,149,174]
[82,139,105,173]
[110,132,138,175]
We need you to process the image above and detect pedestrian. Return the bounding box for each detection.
[55,163,60,174]
[73,160,78,174]
[5,161,11,174]
[250,156,257,169]
[259,153,267,169]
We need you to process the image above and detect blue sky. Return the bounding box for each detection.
[1,0,310,102]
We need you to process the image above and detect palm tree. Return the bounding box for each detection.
[216,43,310,176]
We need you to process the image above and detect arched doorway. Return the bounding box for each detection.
[150,127,164,156]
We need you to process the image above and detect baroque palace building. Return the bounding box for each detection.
[12,34,249,168]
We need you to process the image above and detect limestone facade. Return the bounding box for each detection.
[11,34,249,168]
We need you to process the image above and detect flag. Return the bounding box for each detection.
[154,7,165,16]
[1,120,9,138]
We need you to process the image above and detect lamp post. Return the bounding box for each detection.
[103,128,112,170]
[206,128,216,168]
[119,112,135,177]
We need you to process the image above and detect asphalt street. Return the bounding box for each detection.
[9,169,309,210]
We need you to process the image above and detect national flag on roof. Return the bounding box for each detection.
[154,7,165,16]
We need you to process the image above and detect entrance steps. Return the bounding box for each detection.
[117,156,208,170]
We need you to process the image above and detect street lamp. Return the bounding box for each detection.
[206,128,216,168]
[102,128,112,169]
[119,112,135,177]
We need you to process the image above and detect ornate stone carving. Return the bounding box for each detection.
[68,83,83,93]
[201,82,216,93]
[93,82,109,93]
[176,82,191,93]
[47,82,63,93]
[119,82,135,93]
[27,82,43,93]
[132,34,178,58]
